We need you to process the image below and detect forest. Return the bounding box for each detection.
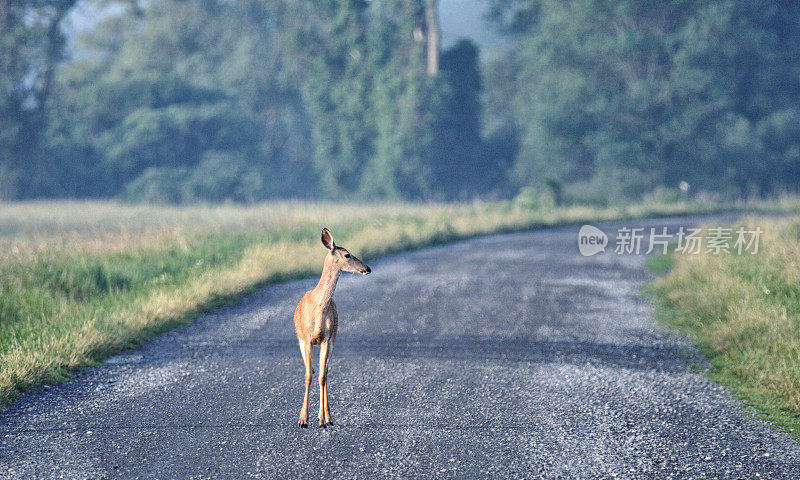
[2,0,799,204]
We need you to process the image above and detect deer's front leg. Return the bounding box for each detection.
[318,340,332,427]
[298,339,312,428]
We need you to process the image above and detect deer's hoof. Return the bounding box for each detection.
[298,422,307,428]
[318,423,327,429]
[326,420,334,426]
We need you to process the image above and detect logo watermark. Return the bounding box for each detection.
[578,225,608,256]
[578,225,762,256]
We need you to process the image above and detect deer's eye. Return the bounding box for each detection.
[345,253,351,259]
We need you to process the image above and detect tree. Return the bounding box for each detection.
[282,0,445,200]
[425,0,440,76]
[280,0,375,198]
[47,0,315,202]
[0,0,77,198]
[430,39,493,199]
[362,0,441,199]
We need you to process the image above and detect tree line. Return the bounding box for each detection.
[486,0,800,203]
[1,0,799,204]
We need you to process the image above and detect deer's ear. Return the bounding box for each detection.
[321,228,335,250]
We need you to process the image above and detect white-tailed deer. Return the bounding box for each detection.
[293,228,371,428]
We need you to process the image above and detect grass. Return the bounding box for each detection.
[1,197,799,409]
[643,246,675,274]
[646,215,800,438]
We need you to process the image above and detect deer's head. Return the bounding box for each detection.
[321,228,371,275]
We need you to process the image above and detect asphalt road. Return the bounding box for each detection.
[2,215,800,479]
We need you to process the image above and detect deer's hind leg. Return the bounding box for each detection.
[298,339,312,428]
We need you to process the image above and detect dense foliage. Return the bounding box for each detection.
[2,0,492,202]
[1,0,799,203]
[488,0,800,203]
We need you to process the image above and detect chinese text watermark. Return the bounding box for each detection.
[578,225,762,257]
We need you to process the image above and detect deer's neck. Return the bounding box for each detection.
[312,259,340,306]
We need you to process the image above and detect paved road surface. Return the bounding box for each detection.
[2,215,800,478]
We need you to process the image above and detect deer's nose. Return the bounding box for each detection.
[365,266,371,274]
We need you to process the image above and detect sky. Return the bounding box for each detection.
[439,0,508,56]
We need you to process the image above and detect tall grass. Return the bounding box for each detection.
[0,198,796,408]
[647,215,800,437]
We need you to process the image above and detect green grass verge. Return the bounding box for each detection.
[1,197,799,409]
[646,215,800,440]
[644,251,675,274]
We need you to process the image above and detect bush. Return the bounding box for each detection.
[121,167,188,204]
[642,186,682,205]
[513,186,555,210]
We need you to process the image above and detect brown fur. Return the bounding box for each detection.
[293,228,370,427]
